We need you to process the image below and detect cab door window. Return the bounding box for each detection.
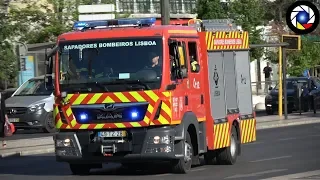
[188,41,200,73]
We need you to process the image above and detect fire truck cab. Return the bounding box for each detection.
[45,17,256,175]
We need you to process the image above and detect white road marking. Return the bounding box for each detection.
[224,169,287,179]
[243,142,264,145]
[278,137,297,141]
[153,173,170,177]
[260,169,320,180]
[191,168,206,172]
[250,155,292,163]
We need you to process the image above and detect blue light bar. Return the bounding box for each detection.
[73,17,156,30]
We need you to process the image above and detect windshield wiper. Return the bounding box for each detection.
[109,79,152,90]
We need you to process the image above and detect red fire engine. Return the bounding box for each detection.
[45,17,256,175]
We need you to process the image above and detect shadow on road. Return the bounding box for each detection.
[0,155,177,176]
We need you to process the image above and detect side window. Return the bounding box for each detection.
[188,41,200,73]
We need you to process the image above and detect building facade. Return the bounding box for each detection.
[116,0,197,18]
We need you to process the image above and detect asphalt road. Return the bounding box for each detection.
[1,123,320,180]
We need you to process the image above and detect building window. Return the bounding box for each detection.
[184,0,197,14]
[118,0,134,13]
[136,0,151,13]
[170,0,183,14]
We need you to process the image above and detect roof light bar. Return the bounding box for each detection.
[73,17,156,30]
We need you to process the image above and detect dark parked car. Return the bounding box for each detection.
[265,77,320,115]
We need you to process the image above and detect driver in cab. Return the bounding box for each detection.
[146,52,162,76]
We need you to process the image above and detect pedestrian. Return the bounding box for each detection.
[263,62,272,93]
[302,69,310,79]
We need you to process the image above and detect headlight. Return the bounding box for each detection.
[265,95,272,100]
[28,103,45,113]
[56,138,72,147]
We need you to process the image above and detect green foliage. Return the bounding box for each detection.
[197,0,266,61]
[0,0,18,83]
[196,0,228,19]
[286,39,320,76]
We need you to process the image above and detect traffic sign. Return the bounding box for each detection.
[281,35,301,50]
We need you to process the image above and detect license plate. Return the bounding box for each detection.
[8,118,19,122]
[98,131,127,138]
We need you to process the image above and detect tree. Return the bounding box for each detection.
[228,0,266,61]
[196,0,228,19]
[286,38,320,76]
[0,0,18,89]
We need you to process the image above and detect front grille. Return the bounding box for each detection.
[6,107,28,115]
[71,103,149,124]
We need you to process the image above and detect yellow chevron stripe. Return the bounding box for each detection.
[157,115,169,124]
[129,91,146,102]
[79,124,89,129]
[71,119,77,127]
[161,102,172,118]
[162,92,171,97]
[73,94,87,105]
[145,90,159,102]
[102,96,115,103]
[114,92,130,102]
[94,124,104,129]
[214,122,230,149]
[56,119,63,128]
[240,119,256,143]
[130,122,141,127]
[147,104,154,114]
[115,123,126,128]
[88,93,102,104]
[66,108,72,117]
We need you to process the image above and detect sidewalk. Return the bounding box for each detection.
[1,112,320,158]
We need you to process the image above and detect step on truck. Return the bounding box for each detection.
[45,17,256,175]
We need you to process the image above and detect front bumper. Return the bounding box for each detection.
[55,126,183,163]
[7,108,49,129]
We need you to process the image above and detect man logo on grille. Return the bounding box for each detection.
[104,104,115,109]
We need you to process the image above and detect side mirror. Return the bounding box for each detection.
[45,75,53,90]
[268,87,273,91]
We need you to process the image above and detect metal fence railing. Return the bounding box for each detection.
[251,80,279,96]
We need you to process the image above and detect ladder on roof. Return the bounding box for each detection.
[187,18,242,32]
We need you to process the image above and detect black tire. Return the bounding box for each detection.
[42,113,56,133]
[69,164,91,175]
[216,126,239,165]
[171,131,193,174]
[266,109,273,115]
[204,150,217,165]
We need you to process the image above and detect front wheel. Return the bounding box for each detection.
[216,126,239,165]
[171,131,193,174]
[42,113,56,133]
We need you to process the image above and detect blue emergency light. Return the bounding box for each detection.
[73,17,156,30]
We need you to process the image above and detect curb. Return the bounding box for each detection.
[0,147,54,159]
[257,119,320,130]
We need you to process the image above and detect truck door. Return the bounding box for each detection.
[186,41,205,119]
[169,40,189,122]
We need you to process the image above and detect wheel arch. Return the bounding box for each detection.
[174,111,200,156]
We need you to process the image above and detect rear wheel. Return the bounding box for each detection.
[216,126,239,165]
[69,164,91,175]
[171,131,193,174]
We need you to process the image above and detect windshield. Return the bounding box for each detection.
[274,79,308,89]
[58,37,163,92]
[14,79,52,96]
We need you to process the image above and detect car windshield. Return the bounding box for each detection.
[274,79,308,89]
[58,37,163,92]
[14,79,53,96]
